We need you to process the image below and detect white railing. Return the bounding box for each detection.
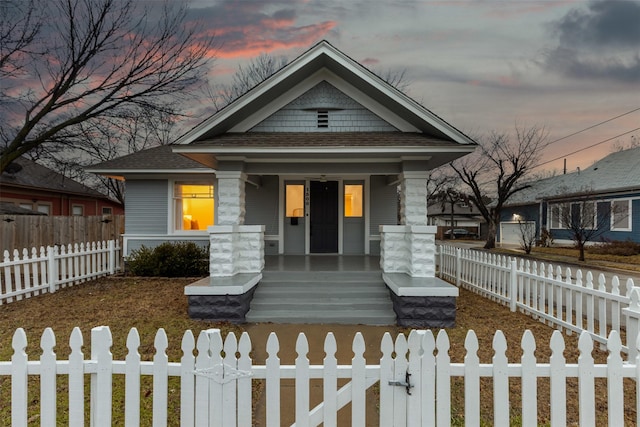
[0,327,637,426]
[0,240,121,304]
[439,244,640,359]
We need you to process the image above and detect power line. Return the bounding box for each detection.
[546,107,640,146]
[538,127,640,168]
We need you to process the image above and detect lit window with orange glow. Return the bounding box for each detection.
[286,185,304,217]
[174,183,214,231]
[344,185,363,217]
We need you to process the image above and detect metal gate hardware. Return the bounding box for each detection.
[193,363,253,384]
[388,372,413,395]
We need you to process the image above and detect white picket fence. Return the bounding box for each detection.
[438,244,640,359]
[0,240,121,304]
[0,326,637,426]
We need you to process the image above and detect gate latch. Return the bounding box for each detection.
[193,363,253,384]
[388,372,413,395]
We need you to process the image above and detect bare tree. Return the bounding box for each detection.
[36,108,179,204]
[0,0,43,76]
[209,53,289,111]
[0,0,214,172]
[516,218,536,254]
[450,125,550,249]
[553,196,627,261]
[431,185,472,239]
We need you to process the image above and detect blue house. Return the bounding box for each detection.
[499,146,640,245]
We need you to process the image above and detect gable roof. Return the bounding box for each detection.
[176,40,476,146]
[1,157,118,201]
[89,41,476,176]
[506,146,640,205]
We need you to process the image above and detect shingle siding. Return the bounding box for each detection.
[125,180,168,234]
[250,81,397,132]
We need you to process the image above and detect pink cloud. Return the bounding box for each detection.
[361,57,380,66]
[211,20,337,59]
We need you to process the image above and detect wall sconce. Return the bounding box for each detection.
[513,214,522,221]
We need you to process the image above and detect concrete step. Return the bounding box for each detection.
[245,309,396,325]
[261,271,382,282]
[247,272,396,325]
[253,283,390,297]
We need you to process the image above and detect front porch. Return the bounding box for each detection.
[186,255,458,326]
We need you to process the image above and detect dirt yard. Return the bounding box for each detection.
[0,276,636,425]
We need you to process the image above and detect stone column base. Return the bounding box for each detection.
[389,292,456,328]
[187,287,256,323]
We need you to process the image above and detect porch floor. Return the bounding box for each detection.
[246,255,397,325]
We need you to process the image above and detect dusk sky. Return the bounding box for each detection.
[182,0,640,174]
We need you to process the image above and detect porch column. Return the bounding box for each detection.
[399,171,428,226]
[381,171,457,328]
[216,171,246,225]
[208,171,264,278]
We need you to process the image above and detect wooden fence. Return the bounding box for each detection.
[0,214,124,254]
[439,244,640,359]
[0,240,121,304]
[0,327,637,426]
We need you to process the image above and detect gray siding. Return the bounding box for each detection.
[251,81,397,132]
[245,175,279,235]
[125,180,168,234]
[370,176,398,235]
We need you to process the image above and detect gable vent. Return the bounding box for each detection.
[317,110,329,128]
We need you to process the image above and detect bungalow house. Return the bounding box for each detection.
[1,157,123,216]
[499,146,640,245]
[88,41,476,326]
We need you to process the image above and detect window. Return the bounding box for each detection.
[174,183,214,231]
[577,202,597,229]
[611,200,631,230]
[286,185,304,217]
[72,205,84,216]
[548,203,569,229]
[37,204,51,215]
[102,207,112,215]
[344,184,363,217]
[19,203,32,210]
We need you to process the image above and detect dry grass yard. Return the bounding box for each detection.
[0,276,636,425]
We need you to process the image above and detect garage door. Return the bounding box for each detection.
[500,221,535,245]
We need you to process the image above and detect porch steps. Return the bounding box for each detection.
[246,271,396,325]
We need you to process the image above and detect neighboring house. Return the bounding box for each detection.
[0,157,123,216]
[500,146,640,245]
[89,40,476,325]
[427,199,484,239]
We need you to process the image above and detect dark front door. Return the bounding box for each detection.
[310,180,338,253]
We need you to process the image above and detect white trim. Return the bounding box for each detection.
[85,168,213,175]
[611,199,632,231]
[175,146,473,156]
[169,179,216,235]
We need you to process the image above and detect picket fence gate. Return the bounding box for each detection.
[1,326,638,427]
[439,245,640,359]
[0,240,121,305]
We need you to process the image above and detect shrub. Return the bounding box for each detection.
[588,240,640,257]
[127,242,209,277]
